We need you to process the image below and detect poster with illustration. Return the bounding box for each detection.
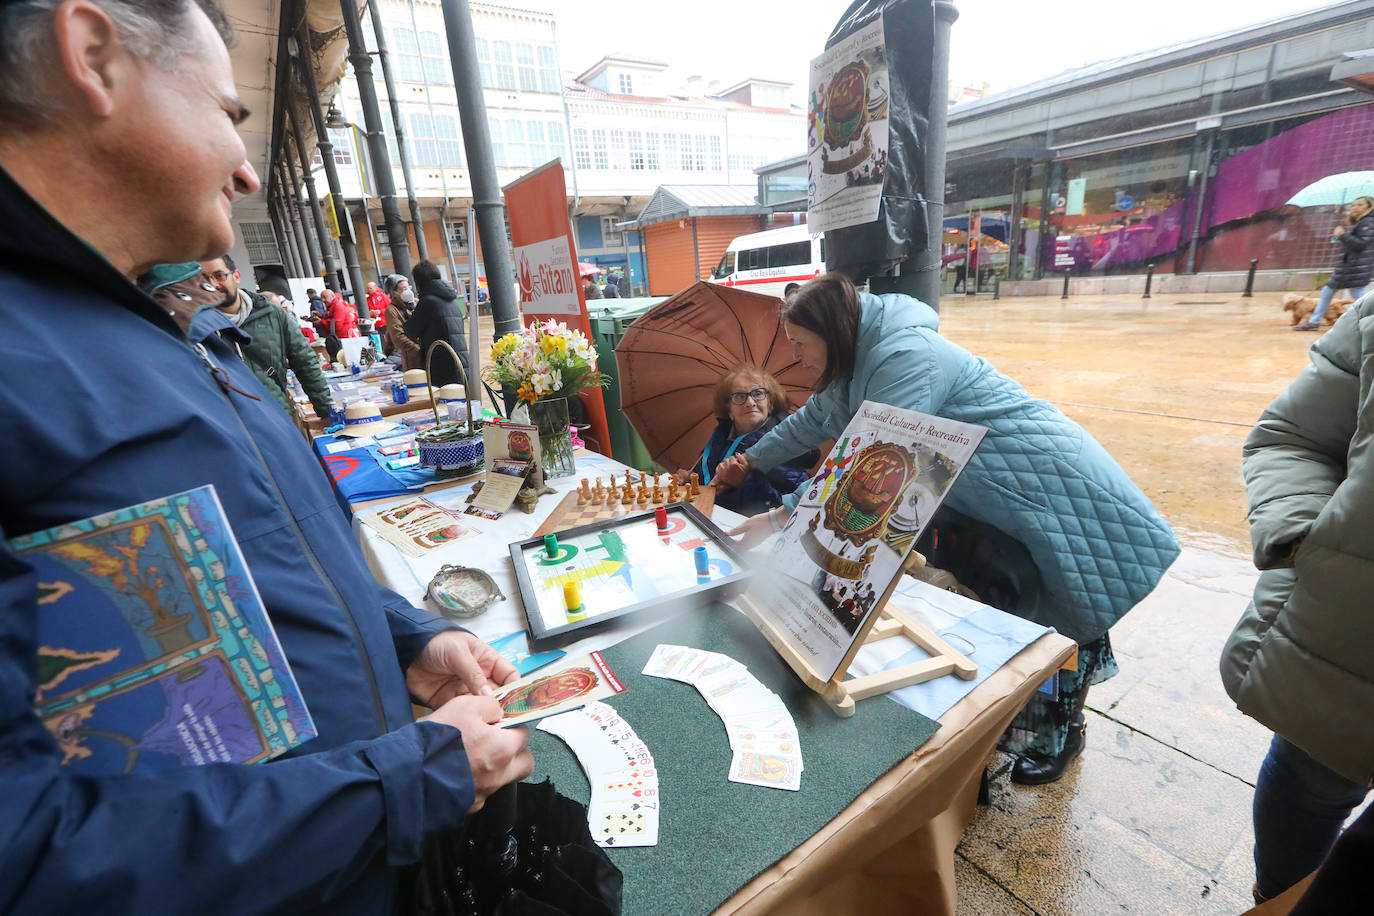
[746,402,986,681]
[807,15,890,234]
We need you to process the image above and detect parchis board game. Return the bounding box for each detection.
[511,503,751,649]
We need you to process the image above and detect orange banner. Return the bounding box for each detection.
[503,161,612,458]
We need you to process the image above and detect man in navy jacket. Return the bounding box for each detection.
[0,1,531,912]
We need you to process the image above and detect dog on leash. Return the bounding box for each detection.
[1282,293,1351,327]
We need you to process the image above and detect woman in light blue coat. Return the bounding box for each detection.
[723,274,1179,783]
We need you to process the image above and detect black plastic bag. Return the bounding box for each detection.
[399,780,622,916]
[822,0,935,282]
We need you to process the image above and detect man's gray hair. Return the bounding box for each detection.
[0,0,233,130]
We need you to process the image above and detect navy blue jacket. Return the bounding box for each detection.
[0,167,473,915]
[696,412,817,516]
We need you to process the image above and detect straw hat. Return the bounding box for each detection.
[404,369,428,391]
[337,401,398,438]
[435,383,467,403]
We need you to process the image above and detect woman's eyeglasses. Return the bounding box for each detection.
[728,387,769,405]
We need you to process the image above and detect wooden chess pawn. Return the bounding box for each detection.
[622,485,633,506]
[577,487,588,506]
[593,477,604,503]
[637,488,649,507]
[667,479,680,502]
[652,484,663,504]
[687,472,700,499]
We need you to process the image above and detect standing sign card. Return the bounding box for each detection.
[745,401,986,681]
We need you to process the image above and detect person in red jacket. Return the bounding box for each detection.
[327,289,360,338]
[366,281,389,331]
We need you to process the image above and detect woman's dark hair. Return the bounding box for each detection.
[412,259,442,286]
[782,272,861,390]
[711,364,790,422]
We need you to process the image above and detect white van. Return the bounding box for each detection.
[709,224,824,299]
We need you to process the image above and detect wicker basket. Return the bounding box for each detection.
[416,341,484,478]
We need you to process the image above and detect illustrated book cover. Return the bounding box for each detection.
[745,401,986,680]
[12,485,316,774]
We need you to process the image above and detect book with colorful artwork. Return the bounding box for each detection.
[13,485,315,774]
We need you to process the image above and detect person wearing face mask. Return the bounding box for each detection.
[677,364,817,516]
[385,273,422,370]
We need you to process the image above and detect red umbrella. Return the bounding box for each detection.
[616,281,818,473]
[578,262,602,277]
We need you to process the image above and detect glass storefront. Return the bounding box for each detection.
[942,103,1374,279]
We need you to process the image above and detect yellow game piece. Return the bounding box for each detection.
[564,581,585,619]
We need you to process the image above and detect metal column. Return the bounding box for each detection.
[1185,129,1217,275]
[439,0,519,338]
[280,159,320,277]
[339,0,412,280]
[295,23,369,315]
[270,192,302,277]
[912,1,959,312]
[368,0,428,262]
[285,103,334,281]
[1008,163,1025,282]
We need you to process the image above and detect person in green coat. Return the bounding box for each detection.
[201,255,333,419]
[1221,294,1374,902]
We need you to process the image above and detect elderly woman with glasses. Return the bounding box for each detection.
[676,364,819,516]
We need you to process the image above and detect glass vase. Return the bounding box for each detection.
[528,396,575,479]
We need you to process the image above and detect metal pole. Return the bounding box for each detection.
[1061,270,1071,299]
[1008,165,1025,281]
[638,228,648,294]
[440,201,459,291]
[361,201,385,280]
[281,155,321,277]
[339,0,412,281]
[1143,262,1155,299]
[279,192,307,278]
[467,205,482,418]
[295,24,370,316]
[275,160,312,276]
[912,1,959,313]
[992,275,1000,300]
[1185,128,1216,275]
[368,0,428,263]
[270,192,302,277]
[408,0,460,285]
[285,103,333,280]
[439,0,519,338]
[1243,258,1259,298]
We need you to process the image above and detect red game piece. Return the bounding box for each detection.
[654,506,668,530]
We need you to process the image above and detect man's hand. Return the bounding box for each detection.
[429,695,534,812]
[728,508,782,548]
[1335,226,1347,238]
[712,453,751,489]
[407,630,519,709]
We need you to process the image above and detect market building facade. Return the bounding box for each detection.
[940,0,1374,294]
[245,0,804,293]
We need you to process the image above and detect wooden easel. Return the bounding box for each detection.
[736,550,977,718]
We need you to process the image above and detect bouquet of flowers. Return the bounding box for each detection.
[484,319,607,404]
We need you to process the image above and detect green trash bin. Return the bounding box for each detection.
[589,297,666,473]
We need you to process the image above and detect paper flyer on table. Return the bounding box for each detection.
[745,401,986,681]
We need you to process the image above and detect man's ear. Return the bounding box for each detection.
[52,0,127,119]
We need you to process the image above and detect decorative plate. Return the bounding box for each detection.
[427,564,505,620]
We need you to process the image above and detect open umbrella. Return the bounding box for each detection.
[578,262,602,277]
[616,281,818,473]
[1287,171,1374,208]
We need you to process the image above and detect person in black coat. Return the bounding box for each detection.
[405,259,470,386]
[1297,196,1374,330]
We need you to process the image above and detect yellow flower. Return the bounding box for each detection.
[517,381,537,403]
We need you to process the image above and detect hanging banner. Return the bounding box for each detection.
[503,160,613,459]
[807,15,891,234]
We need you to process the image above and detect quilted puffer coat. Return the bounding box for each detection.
[1221,294,1374,784]
[747,292,1179,643]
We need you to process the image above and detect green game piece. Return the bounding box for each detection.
[543,533,558,558]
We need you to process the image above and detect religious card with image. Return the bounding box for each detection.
[495,651,626,727]
[358,496,478,558]
[744,402,986,681]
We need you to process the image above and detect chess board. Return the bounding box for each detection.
[533,483,716,539]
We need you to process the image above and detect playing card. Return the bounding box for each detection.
[642,644,692,679]
[729,750,802,791]
[495,651,625,727]
[589,797,659,847]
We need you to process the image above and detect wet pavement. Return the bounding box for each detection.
[935,291,1319,914]
[482,291,1322,912]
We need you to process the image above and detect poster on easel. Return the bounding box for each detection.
[745,401,986,683]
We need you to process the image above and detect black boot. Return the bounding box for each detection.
[1010,713,1086,786]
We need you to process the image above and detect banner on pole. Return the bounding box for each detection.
[503,161,613,459]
